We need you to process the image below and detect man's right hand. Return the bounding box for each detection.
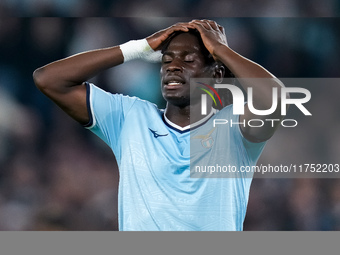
[146,22,195,51]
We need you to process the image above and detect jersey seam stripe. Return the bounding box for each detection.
[83,82,96,129]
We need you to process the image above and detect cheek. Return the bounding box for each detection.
[201,66,213,77]
[190,65,212,78]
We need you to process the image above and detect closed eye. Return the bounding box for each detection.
[162,54,172,64]
[184,56,195,63]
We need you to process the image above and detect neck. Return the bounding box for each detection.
[165,102,210,128]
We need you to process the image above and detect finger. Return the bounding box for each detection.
[218,24,225,35]
[202,19,214,30]
[190,20,209,31]
[175,22,195,27]
[190,19,201,23]
[199,19,213,30]
[208,20,220,31]
[172,23,195,31]
[208,21,225,35]
[167,24,193,34]
[159,23,195,45]
[200,20,224,34]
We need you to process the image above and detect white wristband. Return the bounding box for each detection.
[119,39,162,63]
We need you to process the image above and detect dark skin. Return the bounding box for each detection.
[33,22,193,124]
[160,32,218,126]
[33,19,285,142]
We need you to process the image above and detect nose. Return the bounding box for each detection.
[166,58,183,73]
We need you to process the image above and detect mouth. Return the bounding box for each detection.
[163,77,185,89]
[166,81,183,86]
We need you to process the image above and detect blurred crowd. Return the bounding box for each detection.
[0,0,339,17]
[0,16,340,230]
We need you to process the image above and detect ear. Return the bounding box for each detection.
[213,64,225,83]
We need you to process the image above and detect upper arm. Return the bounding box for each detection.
[33,68,89,125]
[239,80,286,143]
[50,82,89,125]
[239,103,283,143]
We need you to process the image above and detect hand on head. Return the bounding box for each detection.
[188,19,228,60]
[147,19,228,61]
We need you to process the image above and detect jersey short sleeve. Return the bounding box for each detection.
[84,82,137,152]
[218,105,266,166]
[238,124,266,165]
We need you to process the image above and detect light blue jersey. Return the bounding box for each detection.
[85,83,266,231]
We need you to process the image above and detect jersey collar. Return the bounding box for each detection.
[163,109,216,133]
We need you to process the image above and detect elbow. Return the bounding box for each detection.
[274,78,289,102]
[275,79,290,114]
[33,67,49,92]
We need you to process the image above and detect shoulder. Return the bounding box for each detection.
[213,104,234,118]
[88,82,159,110]
[86,82,162,130]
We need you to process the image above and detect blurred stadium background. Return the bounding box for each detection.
[0,1,340,230]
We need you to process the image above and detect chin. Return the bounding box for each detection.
[163,95,189,108]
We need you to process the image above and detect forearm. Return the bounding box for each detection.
[32,23,192,125]
[33,46,123,91]
[214,44,275,79]
[214,45,284,109]
[33,21,194,92]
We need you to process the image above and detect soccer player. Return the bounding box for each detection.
[33,19,285,230]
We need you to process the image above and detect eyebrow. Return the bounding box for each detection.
[162,50,200,56]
